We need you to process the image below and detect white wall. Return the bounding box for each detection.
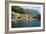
[0,0,46,34]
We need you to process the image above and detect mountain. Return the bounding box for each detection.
[23,9,40,16]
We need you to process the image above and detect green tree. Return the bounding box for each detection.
[12,6,25,14]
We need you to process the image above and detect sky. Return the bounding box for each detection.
[21,6,41,13]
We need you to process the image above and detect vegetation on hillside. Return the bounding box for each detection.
[12,6,25,14]
[11,6,41,20]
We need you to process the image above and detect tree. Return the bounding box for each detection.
[12,6,25,14]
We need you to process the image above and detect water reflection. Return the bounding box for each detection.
[12,19,40,28]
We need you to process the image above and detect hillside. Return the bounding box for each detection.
[12,6,41,20]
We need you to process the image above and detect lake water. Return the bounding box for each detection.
[11,19,41,28]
